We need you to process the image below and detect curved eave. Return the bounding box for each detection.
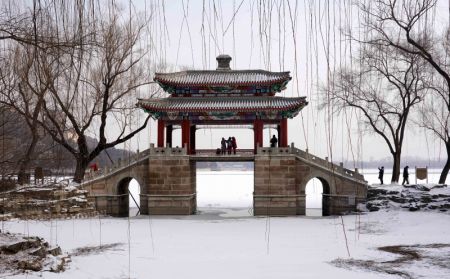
[138,97,307,114]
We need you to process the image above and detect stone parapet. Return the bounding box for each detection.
[149,145,187,156]
[257,145,366,182]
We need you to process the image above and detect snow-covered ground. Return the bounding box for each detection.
[2,209,449,278]
[2,170,449,278]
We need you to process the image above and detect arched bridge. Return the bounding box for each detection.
[82,144,367,216]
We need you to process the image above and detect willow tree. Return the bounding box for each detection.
[36,9,153,183]
[325,45,427,183]
[358,0,450,183]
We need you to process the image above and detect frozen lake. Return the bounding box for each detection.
[3,209,450,279]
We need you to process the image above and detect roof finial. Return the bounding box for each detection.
[216,54,232,70]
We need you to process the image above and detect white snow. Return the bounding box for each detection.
[1,170,449,278]
[1,210,449,278]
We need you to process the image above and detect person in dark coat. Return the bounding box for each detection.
[402,166,409,185]
[378,166,384,185]
[220,137,226,155]
[270,135,278,147]
[231,137,237,154]
[227,137,232,154]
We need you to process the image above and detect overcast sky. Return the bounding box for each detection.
[114,0,450,166]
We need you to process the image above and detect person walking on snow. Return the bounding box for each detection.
[378,166,384,185]
[402,166,410,185]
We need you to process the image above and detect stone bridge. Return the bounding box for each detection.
[81,144,367,217]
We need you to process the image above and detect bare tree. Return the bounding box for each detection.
[0,0,71,184]
[5,44,54,183]
[0,1,93,50]
[35,11,153,183]
[357,0,450,183]
[0,1,153,183]
[325,46,426,183]
[0,105,16,173]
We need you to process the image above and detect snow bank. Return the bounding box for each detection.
[365,184,450,212]
[0,181,96,220]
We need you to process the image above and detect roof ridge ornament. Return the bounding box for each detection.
[216,54,232,71]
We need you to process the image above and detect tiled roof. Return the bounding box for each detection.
[138,96,307,112]
[154,70,291,87]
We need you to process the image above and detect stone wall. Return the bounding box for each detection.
[253,156,304,215]
[0,182,97,220]
[144,156,196,215]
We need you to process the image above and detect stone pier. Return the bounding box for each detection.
[143,147,196,215]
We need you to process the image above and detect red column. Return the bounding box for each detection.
[181,119,191,154]
[253,119,263,153]
[280,118,288,147]
[190,125,196,154]
[157,119,165,147]
[166,124,173,147]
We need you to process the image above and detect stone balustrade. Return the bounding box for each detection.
[257,144,365,182]
[148,144,187,156]
[86,148,151,181]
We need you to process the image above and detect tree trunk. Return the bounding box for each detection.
[17,131,39,185]
[391,151,401,183]
[73,156,90,183]
[438,142,450,184]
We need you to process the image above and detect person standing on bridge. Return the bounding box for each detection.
[221,137,226,155]
[227,137,232,154]
[270,135,278,148]
[231,137,237,154]
[378,166,384,185]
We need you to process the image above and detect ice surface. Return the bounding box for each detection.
[2,209,449,279]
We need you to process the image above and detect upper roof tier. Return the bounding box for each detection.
[154,70,291,87]
[154,55,291,95]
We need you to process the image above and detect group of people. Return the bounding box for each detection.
[378,166,410,185]
[216,135,279,155]
[220,137,237,155]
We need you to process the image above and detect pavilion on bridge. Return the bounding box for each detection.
[85,61,367,216]
[138,55,308,154]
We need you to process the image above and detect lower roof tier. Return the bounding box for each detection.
[138,96,308,121]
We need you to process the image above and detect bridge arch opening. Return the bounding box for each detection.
[196,161,254,216]
[117,177,141,217]
[305,177,330,216]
